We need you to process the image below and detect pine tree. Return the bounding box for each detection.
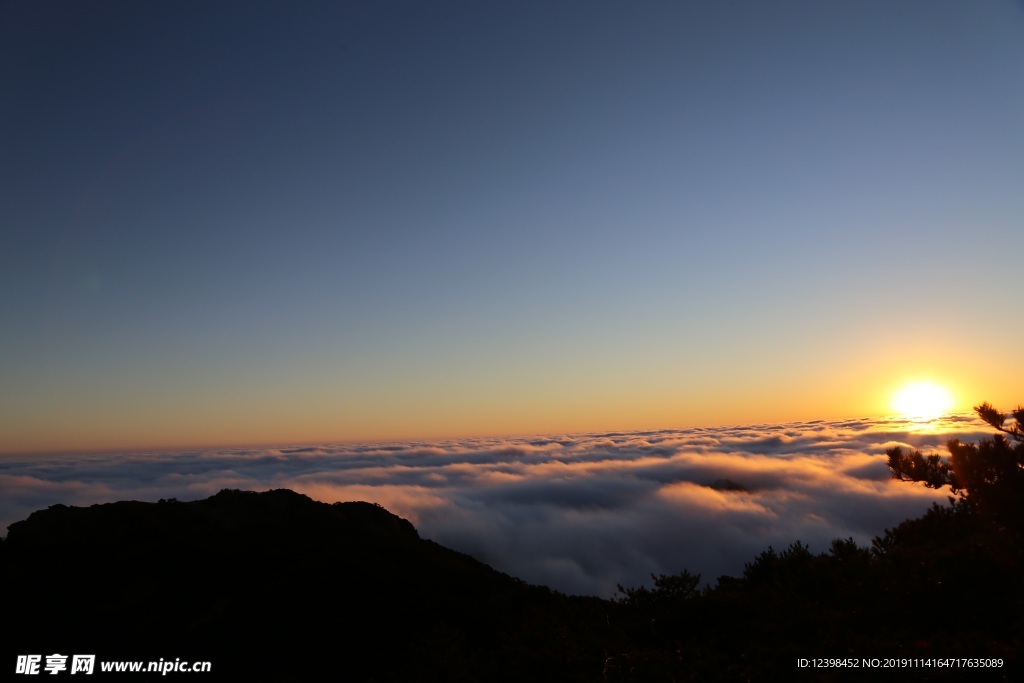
[887,402,1024,527]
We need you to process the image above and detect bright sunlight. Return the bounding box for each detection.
[892,381,954,421]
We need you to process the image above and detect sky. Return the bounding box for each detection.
[0,414,991,596]
[2,1,1024,453]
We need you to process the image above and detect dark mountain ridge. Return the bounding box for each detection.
[2,489,606,681]
[3,487,1020,681]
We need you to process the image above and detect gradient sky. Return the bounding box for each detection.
[3,1,1023,453]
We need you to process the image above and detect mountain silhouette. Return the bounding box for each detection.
[3,488,1019,681]
[2,489,605,681]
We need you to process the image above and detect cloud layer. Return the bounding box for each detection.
[0,415,989,596]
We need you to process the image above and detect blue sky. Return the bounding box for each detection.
[2,1,1023,452]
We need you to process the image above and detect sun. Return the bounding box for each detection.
[891,381,954,420]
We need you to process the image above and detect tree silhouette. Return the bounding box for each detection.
[887,402,1024,526]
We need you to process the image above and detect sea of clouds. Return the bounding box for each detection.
[0,414,990,597]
